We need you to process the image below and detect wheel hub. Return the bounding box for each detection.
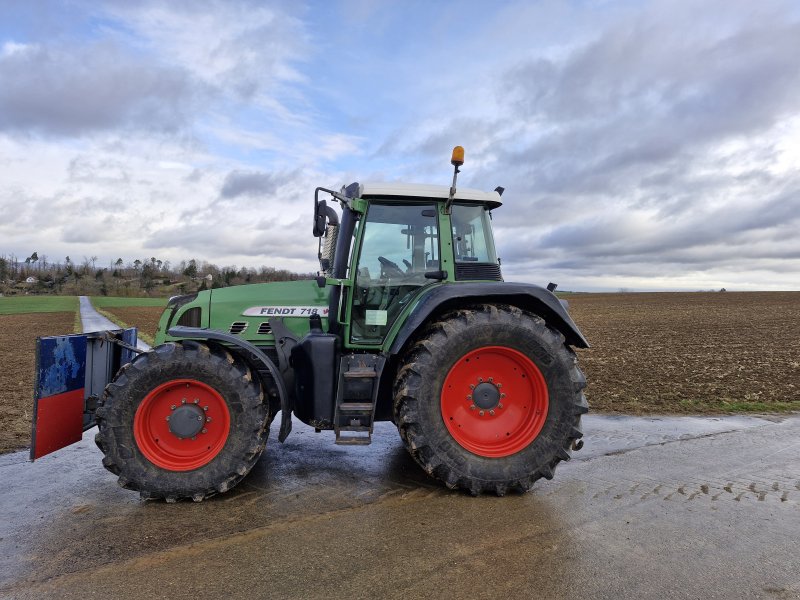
[168,404,205,439]
[472,382,500,410]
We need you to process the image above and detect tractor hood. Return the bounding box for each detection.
[208,280,330,341]
[157,280,330,345]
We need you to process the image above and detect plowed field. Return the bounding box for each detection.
[1,292,798,454]
[97,306,164,344]
[568,291,800,413]
[0,312,76,453]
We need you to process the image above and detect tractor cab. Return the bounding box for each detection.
[313,155,504,350]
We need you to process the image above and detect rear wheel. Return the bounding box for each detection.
[393,305,587,495]
[95,341,268,501]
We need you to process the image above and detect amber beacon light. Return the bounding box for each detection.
[451,145,465,166]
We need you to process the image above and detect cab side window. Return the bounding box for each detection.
[351,203,439,344]
[451,204,497,263]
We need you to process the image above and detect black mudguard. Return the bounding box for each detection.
[387,282,589,357]
[167,326,292,442]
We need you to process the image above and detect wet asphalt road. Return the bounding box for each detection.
[1,413,798,599]
[78,296,151,351]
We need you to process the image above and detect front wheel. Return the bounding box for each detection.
[393,305,588,495]
[95,341,268,501]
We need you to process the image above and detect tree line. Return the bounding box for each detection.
[0,253,314,297]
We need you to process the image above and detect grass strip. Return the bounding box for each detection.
[0,296,79,314]
[73,308,83,333]
[91,297,167,308]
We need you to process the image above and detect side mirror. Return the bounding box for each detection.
[313,196,340,238]
[313,199,328,237]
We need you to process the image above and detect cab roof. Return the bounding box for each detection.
[348,182,503,209]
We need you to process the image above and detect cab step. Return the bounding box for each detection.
[333,354,386,446]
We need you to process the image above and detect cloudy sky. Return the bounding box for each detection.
[1,0,799,291]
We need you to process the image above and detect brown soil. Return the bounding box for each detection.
[568,292,800,413]
[0,312,76,453]
[99,307,164,344]
[2,293,798,454]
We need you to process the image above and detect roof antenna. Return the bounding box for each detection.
[445,146,464,215]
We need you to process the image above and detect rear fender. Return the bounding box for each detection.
[30,328,138,460]
[387,282,590,356]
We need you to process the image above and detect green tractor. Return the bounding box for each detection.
[89,147,588,500]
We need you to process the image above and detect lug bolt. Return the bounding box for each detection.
[170,405,176,410]
[497,383,502,388]
[479,410,485,416]
[489,410,495,416]
[193,398,199,404]
[165,416,170,421]
[470,405,476,410]
[191,436,196,441]
[203,406,209,411]
[201,428,207,434]
[478,377,484,383]
[197,415,203,422]
[488,377,493,382]
[206,417,212,422]
[498,403,504,409]
[181,399,186,404]
[467,395,472,401]
[500,393,506,398]
[469,384,475,390]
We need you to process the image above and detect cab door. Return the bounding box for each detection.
[348,202,440,345]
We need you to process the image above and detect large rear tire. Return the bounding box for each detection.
[393,304,587,495]
[95,341,268,502]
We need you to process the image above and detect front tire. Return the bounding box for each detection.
[95,341,268,501]
[393,305,587,495]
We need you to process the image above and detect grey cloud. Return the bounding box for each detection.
[537,181,800,255]
[220,171,281,199]
[0,42,195,136]
[468,3,800,289]
[68,156,130,183]
[219,170,300,199]
[143,218,314,262]
[500,13,800,194]
[95,0,308,103]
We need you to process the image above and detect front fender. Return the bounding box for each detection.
[167,326,292,442]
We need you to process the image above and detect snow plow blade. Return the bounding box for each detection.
[30,328,138,460]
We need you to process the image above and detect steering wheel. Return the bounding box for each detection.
[378,256,404,277]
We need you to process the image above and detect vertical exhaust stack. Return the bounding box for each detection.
[445,145,464,215]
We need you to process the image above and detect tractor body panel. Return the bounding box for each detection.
[156,280,331,346]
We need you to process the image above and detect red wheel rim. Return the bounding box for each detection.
[134,379,231,471]
[441,346,549,458]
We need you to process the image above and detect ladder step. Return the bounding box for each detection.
[339,402,374,412]
[335,435,372,446]
[343,368,377,379]
[335,424,372,446]
[338,425,370,432]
